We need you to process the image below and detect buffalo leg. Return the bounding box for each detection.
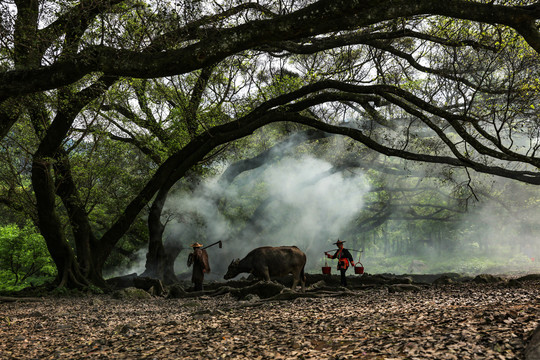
[292,271,305,292]
[263,267,271,281]
[292,277,298,291]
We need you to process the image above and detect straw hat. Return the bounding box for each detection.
[334,239,345,245]
[190,242,203,248]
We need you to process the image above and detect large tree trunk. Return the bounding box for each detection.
[53,151,94,275]
[32,159,88,288]
[53,150,108,287]
[27,76,116,289]
[163,241,184,285]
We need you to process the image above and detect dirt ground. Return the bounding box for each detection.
[0,279,539,359]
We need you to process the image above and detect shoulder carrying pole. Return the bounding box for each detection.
[325,249,363,253]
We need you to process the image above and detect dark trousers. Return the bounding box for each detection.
[340,269,347,286]
[194,281,203,291]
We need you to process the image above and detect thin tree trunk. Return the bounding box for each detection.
[142,188,168,280]
[142,181,184,284]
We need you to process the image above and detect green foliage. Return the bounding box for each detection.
[0,223,56,291]
[0,118,39,226]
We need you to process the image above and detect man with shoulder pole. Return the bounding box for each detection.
[325,239,355,287]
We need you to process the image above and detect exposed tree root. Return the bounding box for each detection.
[0,296,43,303]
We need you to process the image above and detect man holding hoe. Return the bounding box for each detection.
[187,242,210,291]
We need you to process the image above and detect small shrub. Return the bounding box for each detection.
[0,223,56,291]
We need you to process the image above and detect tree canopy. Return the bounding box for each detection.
[2,0,540,288]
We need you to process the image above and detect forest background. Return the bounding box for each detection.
[2,0,540,292]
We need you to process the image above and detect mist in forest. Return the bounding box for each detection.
[450,183,540,273]
[362,175,540,276]
[116,147,540,280]
[163,153,371,280]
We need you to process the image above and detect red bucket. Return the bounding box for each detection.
[354,264,364,274]
[322,266,331,275]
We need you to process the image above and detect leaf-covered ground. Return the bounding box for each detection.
[1,279,539,359]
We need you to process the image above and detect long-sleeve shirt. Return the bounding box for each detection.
[328,248,354,270]
[188,248,210,284]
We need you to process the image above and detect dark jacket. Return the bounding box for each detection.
[330,248,354,270]
[188,248,210,284]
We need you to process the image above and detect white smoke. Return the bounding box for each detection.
[103,248,147,279]
[164,154,370,280]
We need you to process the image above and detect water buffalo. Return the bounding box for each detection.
[224,246,306,292]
